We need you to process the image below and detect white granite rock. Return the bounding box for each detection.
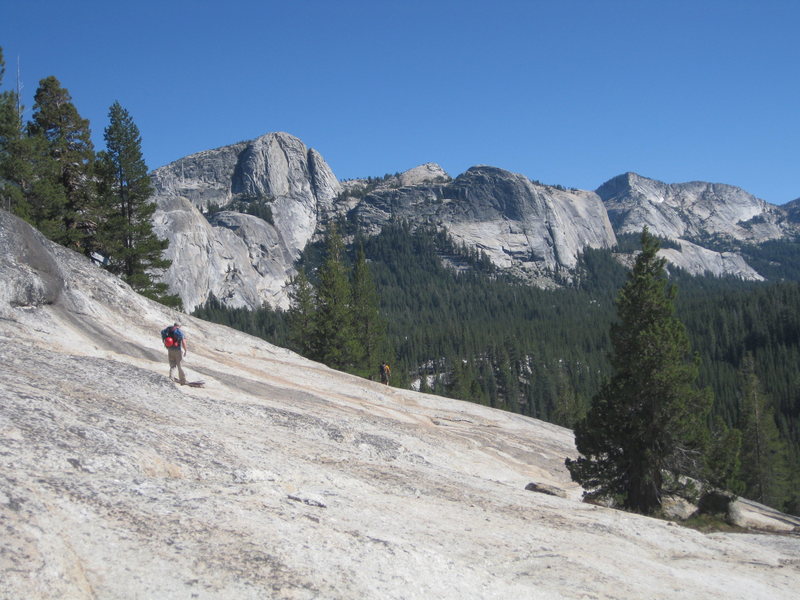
[2,208,799,599]
[150,132,341,311]
[398,162,451,187]
[350,165,618,282]
[659,239,764,281]
[598,172,793,244]
[147,134,800,310]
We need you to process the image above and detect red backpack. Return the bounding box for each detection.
[161,326,182,348]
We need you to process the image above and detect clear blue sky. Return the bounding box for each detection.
[2,0,798,203]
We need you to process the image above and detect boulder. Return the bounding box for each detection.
[525,482,567,498]
[728,497,800,533]
[661,495,698,521]
[697,489,736,516]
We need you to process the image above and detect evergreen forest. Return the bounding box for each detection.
[194,223,800,514]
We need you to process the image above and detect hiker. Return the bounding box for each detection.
[161,322,187,385]
[379,361,391,385]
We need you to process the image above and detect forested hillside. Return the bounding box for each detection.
[194,223,800,513]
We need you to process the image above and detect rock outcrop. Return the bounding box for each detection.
[2,208,799,599]
[782,197,800,223]
[597,172,790,243]
[397,162,451,187]
[596,172,798,279]
[658,239,764,280]
[150,132,340,311]
[348,165,617,283]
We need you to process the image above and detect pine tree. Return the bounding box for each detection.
[312,226,361,370]
[552,365,585,428]
[351,244,388,377]
[447,355,470,400]
[0,48,46,225]
[566,228,712,514]
[27,76,97,251]
[96,101,172,301]
[0,47,23,214]
[287,267,317,356]
[738,353,791,509]
[705,415,744,494]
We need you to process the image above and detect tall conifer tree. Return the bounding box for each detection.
[351,244,388,377]
[312,226,361,370]
[0,49,51,227]
[0,47,22,213]
[566,228,711,514]
[27,76,97,250]
[737,353,791,509]
[97,101,171,300]
[287,267,317,356]
[704,415,743,494]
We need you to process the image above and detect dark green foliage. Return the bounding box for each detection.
[97,101,176,304]
[676,277,800,513]
[737,354,792,509]
[200,229,391,382]
[286,227,391,380]
[351,244,390,377]
[705,416,744,494]
[311,226,362,370]
[205,196,274,224]
[338,173,404,201]
[240,197,273,224]
[361,221,612,415]
[0,53,176,307]
[614,232,680,252]
[566,229,712,514]
[739,239,800,281]
[286,267,316,356]
[192,295,289,346]
[27,76,97,251]
[0,47,25,215]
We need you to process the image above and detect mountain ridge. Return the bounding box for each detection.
[149,132,797,310]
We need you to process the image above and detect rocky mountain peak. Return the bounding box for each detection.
[398,162,450,187]
[150,132,340,311]
[153,131,340,211]
[597,172,791,244]
[782,197,800,223]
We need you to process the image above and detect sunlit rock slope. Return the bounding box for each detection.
[1,208,799,599]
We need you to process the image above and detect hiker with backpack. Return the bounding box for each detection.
[379,361,391,385]
[161,322,187,385]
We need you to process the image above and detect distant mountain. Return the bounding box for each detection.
[597,171,793,243]
[149,132,799,310]
[782,197,800,223]
[347,164,616,284]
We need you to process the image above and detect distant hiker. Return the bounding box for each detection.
[379,361,391,385]
[161,322,187,385]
